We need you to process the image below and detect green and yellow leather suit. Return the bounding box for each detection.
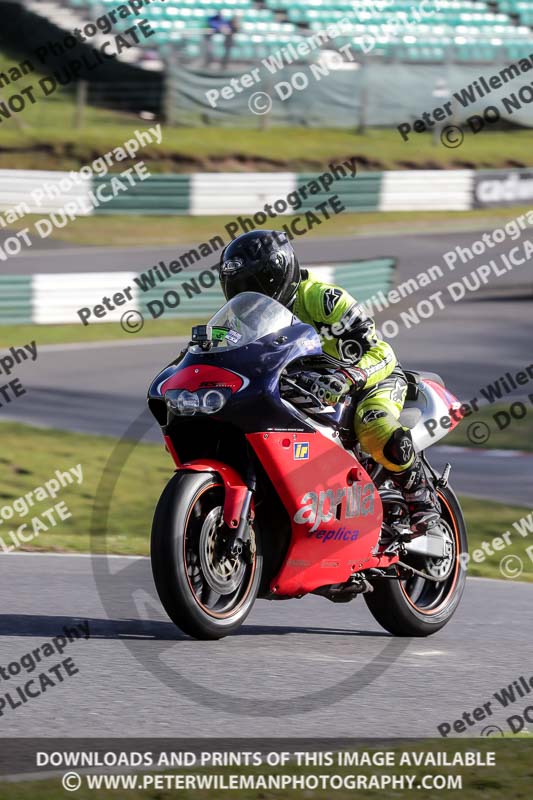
[293,270,414,474]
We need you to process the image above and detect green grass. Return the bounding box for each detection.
[0,422,531,581]
[0,740,531,799]
[447,403,533,453]
[2,111,532,171]
[0,422,171,555]
[5,206,533,247]
[0,318,198,346]
[0,51,531,171]
[459,496,533,580]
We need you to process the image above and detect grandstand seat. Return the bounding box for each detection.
[48,0,533,64]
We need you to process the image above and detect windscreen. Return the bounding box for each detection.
[189,292,295,352]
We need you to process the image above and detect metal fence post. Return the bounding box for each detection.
[74,80,88,129]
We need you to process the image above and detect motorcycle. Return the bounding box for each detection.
[147,291,468,640]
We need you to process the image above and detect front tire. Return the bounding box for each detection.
[364,484,467,636]
[151,472,262,640]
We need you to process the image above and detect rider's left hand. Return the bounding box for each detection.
[303,371,352,406]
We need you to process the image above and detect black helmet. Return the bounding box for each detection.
[219,230,300,307]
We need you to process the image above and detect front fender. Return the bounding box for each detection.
[177,458,249,530]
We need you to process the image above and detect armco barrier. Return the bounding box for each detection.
[380,170,472,211]
[32,273,137,325]
[0,169,531,216]
[0,170,92,216]
[0,260,395,325]
[190,173,297,216]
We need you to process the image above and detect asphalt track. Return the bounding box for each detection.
[1,553,532,737]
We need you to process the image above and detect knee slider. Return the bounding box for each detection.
[383,427,414,467]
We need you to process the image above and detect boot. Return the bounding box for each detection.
[391,456,441,535]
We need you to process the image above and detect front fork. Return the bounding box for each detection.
[163,434,257,561]
[228,475,256,560]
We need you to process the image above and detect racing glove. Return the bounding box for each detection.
[340,366,367,394]
[301,367,367,406]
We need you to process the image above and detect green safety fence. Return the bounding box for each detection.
[89,173,383,216]
[334,259,395,302]
[297,173,382,212]
[92,175,191,215]
[138,270,222,321]
[0,276,33,324]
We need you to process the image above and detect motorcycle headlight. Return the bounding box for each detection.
[202,389,227,414]
[165,388,231,416]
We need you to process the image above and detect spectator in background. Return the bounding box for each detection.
[204,11,231,67]
[222,16,239,70]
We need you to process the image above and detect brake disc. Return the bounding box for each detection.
[423,519,455,581]
[199,507,246,595]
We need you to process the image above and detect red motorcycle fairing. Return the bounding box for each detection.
[425,380,463,431]
[160,365,245,394]
[163,438,249,531]
[161,365,252,528]
[246,430,394,597]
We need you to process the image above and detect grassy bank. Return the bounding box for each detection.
[0,319,197,347]
[0,422,530,581]
[1,113,532,172]
[0,51,531,172]
[446,402,533,453]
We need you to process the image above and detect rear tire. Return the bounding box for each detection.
[364,485,467,636]
[151,472,262,640]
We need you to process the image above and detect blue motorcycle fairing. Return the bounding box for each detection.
[147,321,326,434]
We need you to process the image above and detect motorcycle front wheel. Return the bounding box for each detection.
[364,483,467,636]
[151,472,262,640]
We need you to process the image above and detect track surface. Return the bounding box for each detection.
[1,553,532,738]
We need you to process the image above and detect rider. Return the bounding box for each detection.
[218,229,440,535]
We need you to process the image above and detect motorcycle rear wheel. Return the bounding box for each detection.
[151,472,262,640]
[364,484,467,636]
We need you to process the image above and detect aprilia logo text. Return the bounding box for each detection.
[294,482,375,532]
